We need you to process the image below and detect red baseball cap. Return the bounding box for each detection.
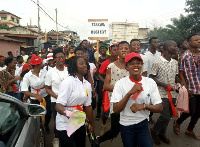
[125,52,143,63]
[30,56,43,65]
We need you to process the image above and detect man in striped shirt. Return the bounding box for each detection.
[173,34,200,140]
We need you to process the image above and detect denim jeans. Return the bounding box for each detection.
[120,119,153,147]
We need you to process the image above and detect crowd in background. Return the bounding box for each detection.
[0,34,199,147]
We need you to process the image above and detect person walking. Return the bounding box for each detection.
[55,56,95,147]
[173,34,200,140]
[145,37,161,123]
[150,40,179,145]
[21,56,52,134]
[45,48,69,144]
[111,52,163,147]
[97,41,130,144]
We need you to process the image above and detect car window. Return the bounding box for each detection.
[0,101,20,145]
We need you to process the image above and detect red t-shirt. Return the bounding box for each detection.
[99,59,110,74]
[22,63,29,72]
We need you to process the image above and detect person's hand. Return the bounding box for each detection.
[89,124,95,136]
[14,76,20,81]
[35,95,43,102]
[162,83,171,89]
[181,81,186,87]
[23,95,28,102]
[92,91,96,98]
[129,84,143,95]
[130,103,144,113]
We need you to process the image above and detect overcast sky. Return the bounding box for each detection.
[1,0,187,39]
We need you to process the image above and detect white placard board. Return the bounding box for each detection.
[88,19,109,40]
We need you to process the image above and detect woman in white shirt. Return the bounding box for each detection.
[56,56,95,147]
[21,55,52,134]
[111,52,163,147]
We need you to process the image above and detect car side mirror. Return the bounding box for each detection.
[27,104,46,116]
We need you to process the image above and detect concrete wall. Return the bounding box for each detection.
[0,40,21,57]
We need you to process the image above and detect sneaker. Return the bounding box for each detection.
[159,134,170,144]
[52,138,59,147]
[150,128,160,145]
[44,124,50,134]
[99,124,107,136]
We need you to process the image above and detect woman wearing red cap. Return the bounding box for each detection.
[110,52,163,147]
[21,56,52,133]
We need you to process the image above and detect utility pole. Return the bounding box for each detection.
[55,8,58,45]
[37,0,40,51]
[37,0,40,33]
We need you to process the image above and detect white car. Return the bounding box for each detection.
[0,92,46,147]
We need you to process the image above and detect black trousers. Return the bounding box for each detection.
[177,94,200,131]
[97,80,104,115]
[57,125,86,147]
[99,113,120,143]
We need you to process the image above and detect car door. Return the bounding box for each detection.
[0,93,42,147]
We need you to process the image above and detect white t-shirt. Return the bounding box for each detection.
[43,65,53,72]
[45,67,69,102]
[140,54,148,73]
[89,63,96,83]
[21,69,47,100]
[15,64,24,76]
[56,76,92,131]
[111,76,162,126]
[145,51,161,77]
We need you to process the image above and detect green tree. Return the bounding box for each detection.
[185,0,200,33]
[166,14,192,42]
[0,23,9,30]
[147,27,170,43]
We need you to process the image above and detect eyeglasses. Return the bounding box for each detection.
[56,56,65,60]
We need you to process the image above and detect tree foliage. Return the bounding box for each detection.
[0,23,9,30]
[147,0,200,43]
[185,0,200,33]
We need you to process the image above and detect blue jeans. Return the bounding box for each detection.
[6,92,18,99]
[120,119,153,147]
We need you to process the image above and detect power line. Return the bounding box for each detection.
[30,0,68,30]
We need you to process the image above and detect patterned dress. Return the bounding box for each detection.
[108,62,129,113]
[0,69,16,93]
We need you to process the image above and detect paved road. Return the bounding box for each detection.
[45,108,200,147]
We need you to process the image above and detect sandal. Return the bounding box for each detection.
[185,130,200,140]
[173,120,180,135]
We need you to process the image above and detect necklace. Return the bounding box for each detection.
[56,68,66,82]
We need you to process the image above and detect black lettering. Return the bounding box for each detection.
[91,30,107,34]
